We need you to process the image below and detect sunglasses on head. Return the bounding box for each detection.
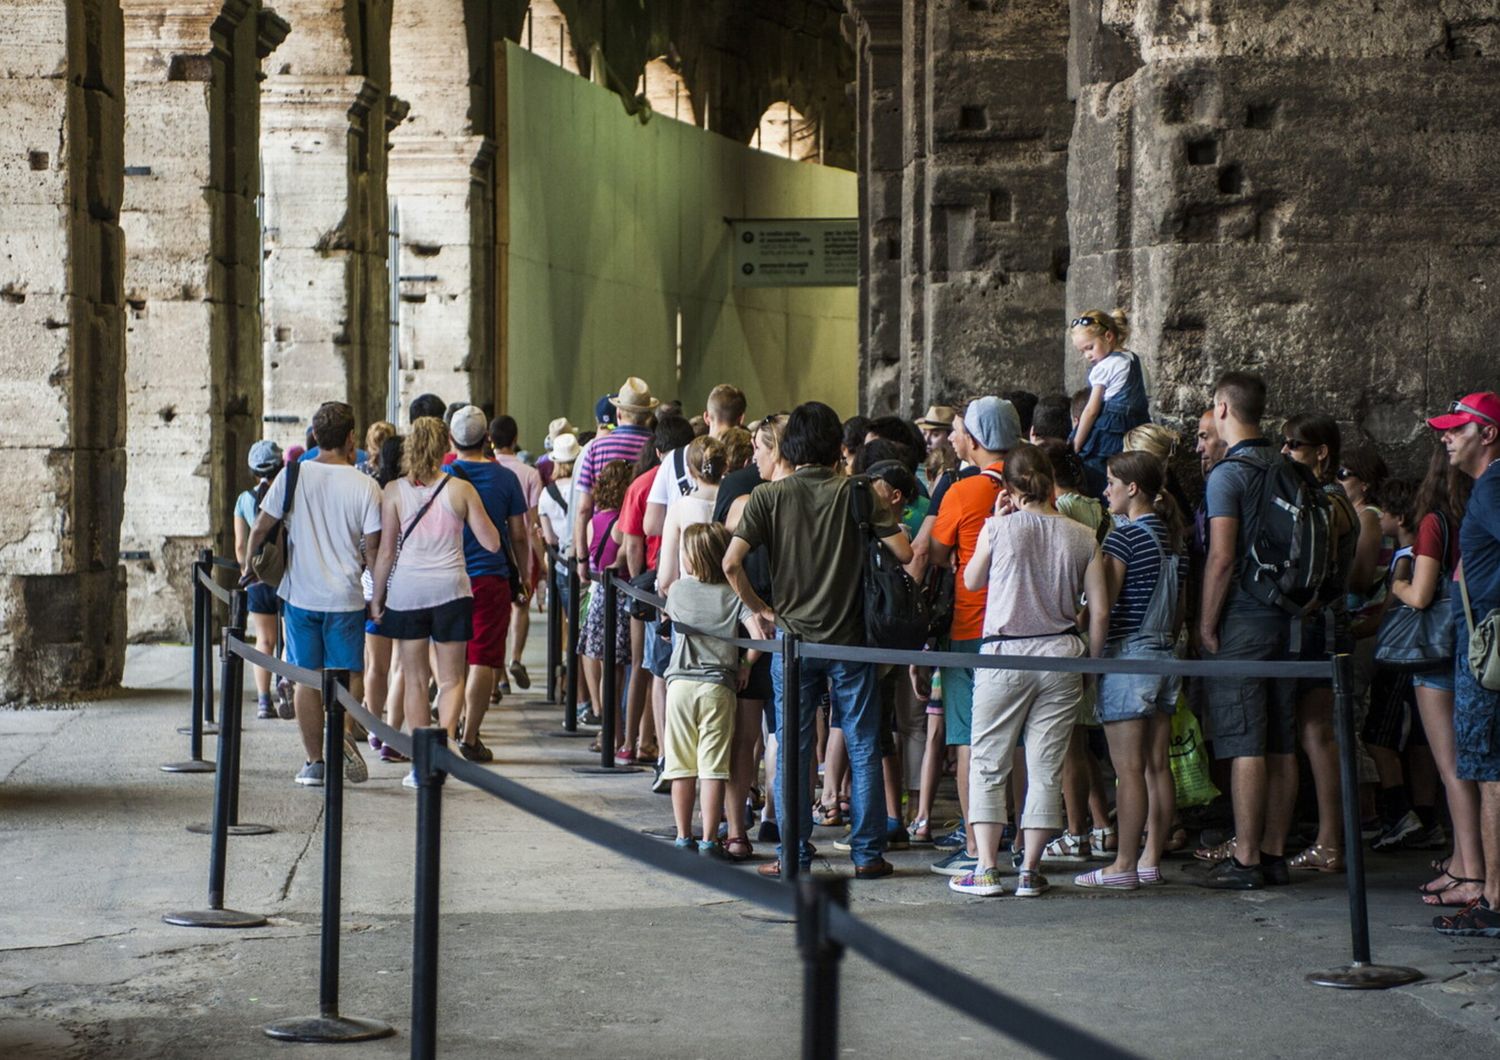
[1071,315,1099,328]
[1449,400,1500,429]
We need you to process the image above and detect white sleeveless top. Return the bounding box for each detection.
[386,477,471,611]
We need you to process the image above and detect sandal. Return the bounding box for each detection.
[1194,837,1236,863]
[1419,870,1459,896]
[1431,855,1452,875]
[1289,844,1345,873]
[908,817,933,845]
[1164,826,1189,855]
[1421,877,1484,907]
[724,835,753,862]
[812,801,844,828]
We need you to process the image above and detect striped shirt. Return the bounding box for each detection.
[574,425,653,494]
[1102,514,1186,639]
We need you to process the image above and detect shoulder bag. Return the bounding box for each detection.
[249,460,301,588]
[1458,563,1500,692]
[851,477,930,650]
[1375,513,1455,671]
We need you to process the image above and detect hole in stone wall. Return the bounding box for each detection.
[167,54,213,82]
[1245,102,1279,129]
[126,297,146,315]
[401,292,427,303]
[28,151,48,170]
[884,236,900,261]
[1,284,25,304]
[988,189,1014,222]
[1161,83,1193,125]
[274,326,291,342]
[159,406,177,423]
[1186,138,1218,165]
[959,105,988,131]
[1051,245,1070,282]
[409,242,442,257]
[1217,164,1244,195]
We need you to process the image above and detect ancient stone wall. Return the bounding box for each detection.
[0,0,128,700]
[1068,1,1500,462]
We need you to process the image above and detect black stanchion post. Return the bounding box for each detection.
[797,875,846,1060]
[575,574,643,774]
[782,634,803,883]
[566,561,581,728]
[545,547,562,704]
[410,727,447,1060]
[1306,653,1422,990]
[265,670,394,1043]
[162,604,267,929]
[199,548,217,727]
[162,555,216,773]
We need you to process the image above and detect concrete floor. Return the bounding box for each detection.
[2,642,1499,1059]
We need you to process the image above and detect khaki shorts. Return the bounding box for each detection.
[663,678,736,780]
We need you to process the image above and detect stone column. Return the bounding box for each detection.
[845,1,904,415]
[0,1,127,701]
[906,0,1072,406]
[388,0,497,417]
[260,0,392,449]
[118,0,287,640]
[1067,3,1500,456]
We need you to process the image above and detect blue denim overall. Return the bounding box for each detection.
[1079,350,1150,480]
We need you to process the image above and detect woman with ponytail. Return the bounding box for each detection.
[1074,450,1188,890]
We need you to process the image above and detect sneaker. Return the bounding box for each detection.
[367,732,383,752]
[275,676,295,719]
[1074,868,1139,890]
[509,661,531,690]
[757,819,780,843]
[1434,897,1500,937]
[1042,832,1086,864]
[949,866,1006,897]
[651,761,671,795]
[1196,856,1265,890]
[674,836,694,850]
[615,749,637,765]
[1014,870,1050,897]
[1405,822,1449,851]
[379,744,409,764]
[402,770,419,789]
[1360,816,1385,842]
[698,839,727,860]
[999,821,1017,851]
[257,697,274,720]
[295,761,325,787]
[930,850,979,877]
[460,738,493,763]
[932,822,967,851]
[342,736,368,784]
[1089,826,1117,859]
[579,704,600,727]
[833,831,854,852]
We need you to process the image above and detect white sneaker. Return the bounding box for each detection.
[1041,832,1085,864]
[402,769,419,789]
[342,736,368,784]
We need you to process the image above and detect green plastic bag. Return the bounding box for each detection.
[1170,700,1220,808]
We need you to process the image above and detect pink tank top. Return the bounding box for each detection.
[386,477,471,610]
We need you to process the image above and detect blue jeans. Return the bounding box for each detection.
[771,639,884,867]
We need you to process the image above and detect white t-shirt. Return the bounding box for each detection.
[1087,350,1134,401]
[261,460,382,613]
[539,475,572,555]
[646,445,696,513]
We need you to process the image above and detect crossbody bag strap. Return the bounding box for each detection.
[1459,562,1479,638]
[400,475,450,545]
[591,513,621,569]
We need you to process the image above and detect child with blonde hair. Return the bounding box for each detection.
[663,522,768,855]
[1070,308,1150,480]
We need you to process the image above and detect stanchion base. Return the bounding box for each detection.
[177,724,220,736]
[263,1014,396,1043]
[1306,962,1424,990]
[546,729,595,739]
[160,759,216,774]
[573,764,646,775]
[740,910,795,925]
[186,822,275,836]
[162,908,268,929]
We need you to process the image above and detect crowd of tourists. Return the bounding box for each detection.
[232,307,1500,940]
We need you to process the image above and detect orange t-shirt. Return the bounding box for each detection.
[930,461,1005,641]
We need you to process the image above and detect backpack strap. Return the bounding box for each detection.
[673,446,692,497]
[545,480,567,513]
[282,458,301,517]
[849,476,875,535]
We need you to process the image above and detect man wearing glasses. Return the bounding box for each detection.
[1429,392,1500,938]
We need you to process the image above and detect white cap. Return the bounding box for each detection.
[449,405,488,448]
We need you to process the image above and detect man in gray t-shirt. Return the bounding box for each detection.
[1196,373,1295,892]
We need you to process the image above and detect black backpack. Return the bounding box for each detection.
[1228,452,1333,615]
[850,477,930,650]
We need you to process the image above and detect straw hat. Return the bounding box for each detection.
[608,377,660,413]
[546,416,576,440]
[914,405,957,431]
[550,433,582,463]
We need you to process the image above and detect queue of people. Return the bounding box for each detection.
[231,308,1500,940]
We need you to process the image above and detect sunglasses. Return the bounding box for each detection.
[1335,467,1354,481]
[1070,316,1099,328]
[1449,400,1500,429]
[1281,438,1312,451]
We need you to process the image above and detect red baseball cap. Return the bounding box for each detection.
[1427,391,1500,431]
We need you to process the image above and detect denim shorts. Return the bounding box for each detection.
[283,603,365,674]
[1412,668,1456,692]
[246,581,280,615]
[1096,636,1180,723]
[643,621,674,679]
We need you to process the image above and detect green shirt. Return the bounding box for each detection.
[734,467,901,645]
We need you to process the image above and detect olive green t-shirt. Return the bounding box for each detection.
[733,467,901,645]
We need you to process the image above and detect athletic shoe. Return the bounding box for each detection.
[1041,832,1086,864]
[1074,868,1139,890]
[367,733,383,752]
[651,761,671,794]
[932,821,967,851]
[1371,811,1422,851]
[674,836,694,850]
[1406,822,1449,851]
[379,744,409,764]
[1014,870,1050,897]
[698,839,727,860]
[402,770,419,789]
[1434,897,1500,938]
[887,823,911,850]
[1089,826,1117,859]
[275,676,295,719]
[1262,853,1291,887]
[295,761,325,787]
[509,661,531,690]
[757,819,780,843]
[930,850,979,877]
[459,738,493,763]
[342,736,368,784]
[256,697,274,720]
[949,866,1006,897]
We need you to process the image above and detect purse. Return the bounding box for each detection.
[1375,514,1454,671]
[1458,565,1500,692]
[249,460,300,587]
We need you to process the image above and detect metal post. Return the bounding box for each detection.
[575,574,642,774]
[565,561,581,729]
[1306,654,1422,990]
[781,634,803,882]
[200,549,217,727]
[264,671,394,1042]
[797,876,846,1060]
[410,727,447,1060]
[163,556,216,773]
[162,609,266,929]
[545,547,562,703]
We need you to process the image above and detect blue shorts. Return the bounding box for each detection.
[643,622,674,679]
[1097,637,1180,723]
[1412,668,1456,692]
[247,582,280,615]
[1455,625,1500,782]
[940,638,981,747]
[283,603,365,675]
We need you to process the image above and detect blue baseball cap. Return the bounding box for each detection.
[595,394,618,427]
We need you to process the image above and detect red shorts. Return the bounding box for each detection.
[467,575,513,668]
